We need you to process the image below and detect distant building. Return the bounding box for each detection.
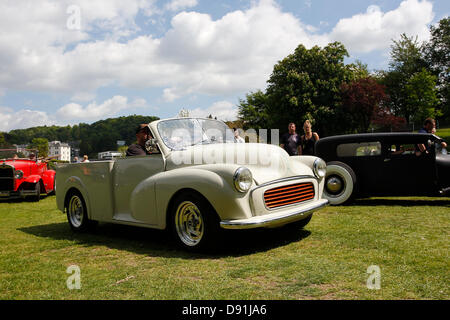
[48,141,71,161]
[98,151,122,160]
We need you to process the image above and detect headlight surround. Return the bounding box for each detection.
[313,158,327,179]
[14,170,24,179]
[233,167,253,193]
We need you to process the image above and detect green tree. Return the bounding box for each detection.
[0,132,7,147]
[30,138,49,157]
[237,90,269,130]
[405,68,440,123]
[382,34,431,123]
[423,17,450,121]
[264,42,352,135]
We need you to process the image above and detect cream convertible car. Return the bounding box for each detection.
[56,118,328,250]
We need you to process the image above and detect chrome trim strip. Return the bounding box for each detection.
[256,175,317,188]
[220,199,329,230]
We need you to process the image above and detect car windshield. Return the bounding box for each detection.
[157,118,235,150]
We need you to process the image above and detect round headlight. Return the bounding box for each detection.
[233,167,253,193]
[14,170,24,179]
[313,158,327,179]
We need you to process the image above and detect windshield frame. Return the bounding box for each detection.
[156,118,235,151]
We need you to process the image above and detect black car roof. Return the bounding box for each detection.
[317,132,437,145]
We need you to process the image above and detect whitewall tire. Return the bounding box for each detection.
[323,161,356,205]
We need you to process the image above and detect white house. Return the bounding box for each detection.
[48,141,71,161]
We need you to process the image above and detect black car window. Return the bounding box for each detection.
[388,144,416,156]
[337,142,381,157]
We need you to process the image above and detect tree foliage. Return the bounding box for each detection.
[4,115,159,157]
[423,17,450,120]
[237,90,269,130]
[340,77,388,133]
[264,42,352,135]
[29,138,49,158]
[382,34,438,123]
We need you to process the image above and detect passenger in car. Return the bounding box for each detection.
[417,118,447,155]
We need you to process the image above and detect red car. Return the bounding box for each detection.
[0,149,56,201]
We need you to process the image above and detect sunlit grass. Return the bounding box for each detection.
[0,195,448,299]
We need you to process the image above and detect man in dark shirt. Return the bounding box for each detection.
[280,122,301,156]
[416,118,447,155]
[126,124,153,156]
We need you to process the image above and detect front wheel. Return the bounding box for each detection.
[322,161,356,205]
[30,182,41,202]
[170,191,221,251]
[66,191,97,232]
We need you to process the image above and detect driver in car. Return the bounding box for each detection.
[416,118,447,155]
[126,124,153,156]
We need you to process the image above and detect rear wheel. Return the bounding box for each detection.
[66,190,97,232]
[323,161,356,205]
[170,191,221,251]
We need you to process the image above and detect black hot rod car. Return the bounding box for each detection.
[314,133,450,205]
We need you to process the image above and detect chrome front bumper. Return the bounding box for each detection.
[220,198,329,230]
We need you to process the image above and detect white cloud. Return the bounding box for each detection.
[165,0,198,12]
[189,101,237,121]
[0,0,437,112]
[329,0,434,53]
[0,107,55,132]
[56,95,146,120]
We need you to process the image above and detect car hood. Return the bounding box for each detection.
[165,143,315,185]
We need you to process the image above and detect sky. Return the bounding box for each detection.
[0,0,449,132]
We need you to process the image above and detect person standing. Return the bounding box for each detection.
[299,120,320,156]
[233,128,245,143]
[81,155,90,162]
[280,123,301,156]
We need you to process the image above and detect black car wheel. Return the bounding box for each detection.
[323,161,356,205]
[31,182,41,202]
[170,191,221,252]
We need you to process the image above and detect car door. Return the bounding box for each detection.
[112,154,165,225]
[377,141,436,196]
[335,141,384,195]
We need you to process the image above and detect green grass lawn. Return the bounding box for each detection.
[436,127,450,142]
[0,195,449,300]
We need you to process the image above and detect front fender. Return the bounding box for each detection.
[138,165,253,229]
[41,170,56,192]
[23,175,41,184]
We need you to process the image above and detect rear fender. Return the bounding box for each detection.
[57,176,91,218]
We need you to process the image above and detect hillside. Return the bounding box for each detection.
[2,115,159,157]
